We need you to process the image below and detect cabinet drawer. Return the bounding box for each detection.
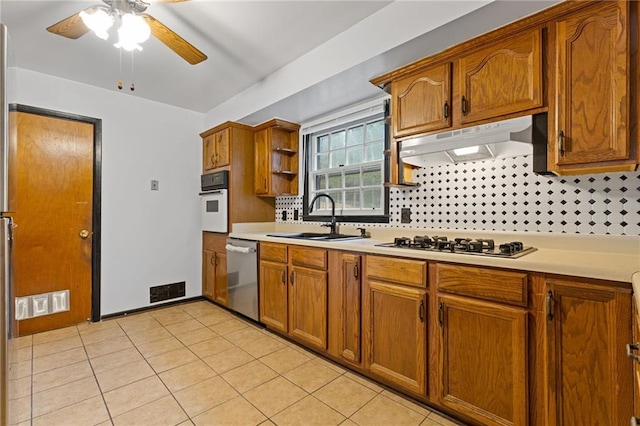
[203,232,227,252]
[435,263,527,306]
[366,255,426,288]
[260,242,287,263]
[290,245,327,270]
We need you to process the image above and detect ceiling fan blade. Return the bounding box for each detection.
[46,7,97,39]
[142,13,207,65]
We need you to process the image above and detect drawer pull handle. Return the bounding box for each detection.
[281,270,286,285]
[437,302,443,327]
[443,101,449,119]
[558,131,565,156]
[631,416,639,426]
[626,343,640,363]
[461,96,468,116]
[290,271,294,285]
[418,300,425,323]
[353,263,359,279]
[546,290,553,321]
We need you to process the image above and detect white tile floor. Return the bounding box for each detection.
[7,300,461,425]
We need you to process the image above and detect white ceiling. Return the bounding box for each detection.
[0,0,391,112]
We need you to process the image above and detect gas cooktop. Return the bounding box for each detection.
[377,236,537,259]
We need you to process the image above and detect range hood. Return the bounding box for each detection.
[400,115,534,167]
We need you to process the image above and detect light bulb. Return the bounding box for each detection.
[114,13,151,51]
[79,8,114,40]
[453,146,480,156]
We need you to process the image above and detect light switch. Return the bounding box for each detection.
[151,180,159,191]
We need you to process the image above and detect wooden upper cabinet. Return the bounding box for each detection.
[550,0,636,173]
[203,128,230,172]
[254,119,300,197]
[458,28,543,124]
[545,277,633,426]
[392,63,452,138]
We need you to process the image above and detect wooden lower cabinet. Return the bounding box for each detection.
[202,232,227,306]
[438,294,528,426]
[363,255,428,395]
[545,277,633,425]
[259,242,328,350]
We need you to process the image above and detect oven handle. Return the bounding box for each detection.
[225,244,256,254]
[200,190,225,196]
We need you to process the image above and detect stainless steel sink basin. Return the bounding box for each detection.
[267,232,362,241]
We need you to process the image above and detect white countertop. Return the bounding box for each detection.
[229,223,640,284]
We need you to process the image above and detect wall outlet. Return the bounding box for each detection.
[401,208,412,224]
[281,210,287,221]
[150,180,159,191]
[293,209,299,221]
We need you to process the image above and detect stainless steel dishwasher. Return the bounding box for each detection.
[225,238,259,321]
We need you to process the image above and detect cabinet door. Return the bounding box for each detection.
[289,266,328,350]
[552,1,630,167]
[341,253,361,363]
[364,280,427,395]
[202,135,216,172]
[213,129,230,168]
[213,252,228,306]
[392,63,451,138]
[203,249,215,300]
[458,29,543,124]
[259,261,288,333]
[545,278,633,426]
[438,295,527,426]
[254,129,270,195]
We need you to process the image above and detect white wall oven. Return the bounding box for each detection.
[201,171,228,233]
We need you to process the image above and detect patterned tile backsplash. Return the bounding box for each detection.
[276,155,640,236]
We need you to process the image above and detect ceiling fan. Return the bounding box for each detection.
[46,0,207,65]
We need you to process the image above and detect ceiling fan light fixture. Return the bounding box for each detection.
[113,13,150,51]
[79,7,114,40]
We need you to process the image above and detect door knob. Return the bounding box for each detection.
[79,230,90,239]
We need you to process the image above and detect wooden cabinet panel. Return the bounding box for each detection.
[458,29,543,124]
[366,255,426,288]
[202,128,230,172]
[633,298,640,422]
[365,280,427,395]
[259,261,288,333]
[341,253,361,363]
[438,294,527,426]
[392,63,452,138]
[260,242,287,263]
[213,252,227,306]
[254,129,270,195]
[289,266,328,350]
[254,119,300,196]
[551,1,633,172]
[545,278,633,426]
[203,249,215,300]
[435,263,528,307]
[203,232,227,304]
[290,245,327,270]
[202,134,216,172]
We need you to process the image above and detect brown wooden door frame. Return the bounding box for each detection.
[11,104,102,322]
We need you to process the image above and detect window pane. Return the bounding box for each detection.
[362,168,381,186]
[365,140,384,161]
[365,120,384,142]
[346,125,364,146]
[344,190,360,209]
[328,173,342,189]
[310,195,329,211]
[346,146,363,165]
[330,130,345,149]
[317,135,329,152]
[327,191,343,209]
[315,174,326,190]
[362,188,381,209]
[344,171,360,188]
[330,150,345,168]
[317,153,329,169]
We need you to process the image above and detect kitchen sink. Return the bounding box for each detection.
[267,232,363,241]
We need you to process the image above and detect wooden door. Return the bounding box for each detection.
[214,128,230,168]
[392,63,451,138]
[259,260,288,333]
[203,249,215,300]
[14,111,94,335]
[341,253,361,363]
[254,128,270,195]
[552,1,630,167]
[289,265,327,350]
[202,134,216,172]
[365,280,427,395]
[438,295,528,426]
[545,278,633,426]
[458,29,542,124]
[213,252,228,306]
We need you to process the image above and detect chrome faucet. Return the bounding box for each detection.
[308,193,338,235]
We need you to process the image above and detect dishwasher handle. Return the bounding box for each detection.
[225,244,256,254]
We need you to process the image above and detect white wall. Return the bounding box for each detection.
[15,69,203,316]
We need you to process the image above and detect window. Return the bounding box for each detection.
[303,100,389,222]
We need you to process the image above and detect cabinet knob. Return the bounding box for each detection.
[79,230,90,239]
